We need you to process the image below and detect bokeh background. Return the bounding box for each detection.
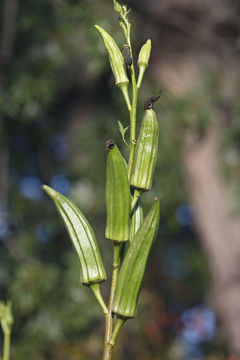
[1,0,240,359]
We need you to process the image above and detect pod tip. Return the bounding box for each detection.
[154,197,158,201]
[145,39,151,48]
[42,184,56,198]
[144,90,163,110]
[94,25,104,33]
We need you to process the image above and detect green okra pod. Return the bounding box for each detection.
[130,106,159,192]
[95,25,131,110]
[0,301,13,334]
[137,39,151,88]
[105,139,131,243]
[42,185,106,286]
[95,25,129,86]
[113,197,160,319]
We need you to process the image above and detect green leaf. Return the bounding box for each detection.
[118,120,129,147]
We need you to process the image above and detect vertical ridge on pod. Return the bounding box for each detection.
[130,108,159,192]
[42,185,106,286]
[105,141,131,242]
[113,198,160,318]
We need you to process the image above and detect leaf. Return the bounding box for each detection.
[118,120,129,147]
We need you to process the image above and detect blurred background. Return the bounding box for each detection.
[0,0,240,359]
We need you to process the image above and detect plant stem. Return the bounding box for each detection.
[90,283,108,317]
[109,318,125,348]
[127,68,138,180]
[119,84,132,112]
[125,33,138,181]
[103,243,121,360]
[131,188,142,212]
[136,65,146,89]
[2,329,10,360]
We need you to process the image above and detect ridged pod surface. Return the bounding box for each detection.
[105,141,131,242]
[113,198,160,318]
[138,39,151,67]
[95,25,129,87]
[43,185,106,286]
[130,108,158,191]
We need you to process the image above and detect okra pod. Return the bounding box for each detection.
[105,140,131,242]
[130,107,159,191]
[113,198,160,319]
[95,25,129,86]
[137,39,151,88]
[95,25,131,110]
[43,185,106,286]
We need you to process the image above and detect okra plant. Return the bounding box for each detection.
[43,1,161,359]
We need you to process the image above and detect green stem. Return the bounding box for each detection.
[136,65,147,89]
[131,188,142,212]
[90,283,108,317]
[127,72,138,181]
[2,329,10,360]
[109,318,125,348]
[119,84,132,112]
[125,29,138,181]
[103,243,121,360]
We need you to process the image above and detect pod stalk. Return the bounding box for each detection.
[90,284,108,317]
[131,188,142,212]
[103,244,121,360]
[109,318,125,348]
[119,83,132,111]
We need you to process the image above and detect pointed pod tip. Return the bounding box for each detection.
[94,25,104,34]
[42,184,49,192]
[154,197,158,201]
[42,184,58,199]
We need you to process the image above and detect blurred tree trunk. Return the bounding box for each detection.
[0,0,19,64]
[183,124,240,354]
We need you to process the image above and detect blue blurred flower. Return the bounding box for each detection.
[20,176,43,200]
[175,305,216,360]
[50,175,70,195]
[176,204,193,227]
[181,305,216,344]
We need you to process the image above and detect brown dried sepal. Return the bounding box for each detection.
[106,139,115,151]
